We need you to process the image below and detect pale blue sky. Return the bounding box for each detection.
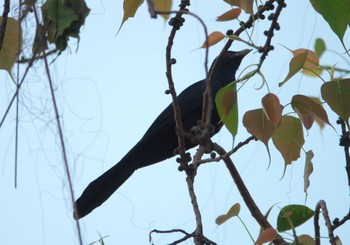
[0,0,349,244]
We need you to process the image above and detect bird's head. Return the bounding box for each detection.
[210,49,251,83]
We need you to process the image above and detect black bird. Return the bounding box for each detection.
[74,50,250,219]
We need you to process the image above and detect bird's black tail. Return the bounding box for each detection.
[73,158,136,219]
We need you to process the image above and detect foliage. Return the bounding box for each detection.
[1,0,350,244]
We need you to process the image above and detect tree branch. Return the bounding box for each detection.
[213,143,287,245]
[0,0,10,51]
[337,118,350,187]
[314,200,336,245]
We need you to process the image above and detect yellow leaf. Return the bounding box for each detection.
[118,0,144,34]
[215,203,240,225]
[279,50,308,87]
[293,234,315,245]
[0,17,22,76]
[292,48,322,76]
[153,0,172,21]
[304,150,314,195]
[262,93,282,128]
[216,8,241,21]
[224,0,253,15]
[201,31,225,48]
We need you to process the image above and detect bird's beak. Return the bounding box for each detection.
[235,49,252,58]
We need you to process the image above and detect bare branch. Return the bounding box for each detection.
[212,143,287,245]
[149,229,217,245]
[32,5,83,245]
[314,200,336,245]
[0,0,10,51]
[337,118,350,187]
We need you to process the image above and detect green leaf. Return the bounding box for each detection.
[118,0,144,34]
[314,38,326,58]
[309,0,350,44]
[215,82,238,137]
[215,203,240,225]
[279,50,308,87]
[277,204,314,232]
[321,79,350,124]
[41,0,89,51]
[272,116,305,172]
[56,6,79,37]
[0,17,22,76]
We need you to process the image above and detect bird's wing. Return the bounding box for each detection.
[142,80,205,139]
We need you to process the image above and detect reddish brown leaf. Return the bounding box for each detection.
[262,93,282,128]
[216,8,241,21]
[255,227,277,245]
[201,31,225,48]
[310,97,326,129]
[291,95,331,130]
[243,109,275,147]
[222,91,237,117]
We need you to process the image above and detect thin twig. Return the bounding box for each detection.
[16,49,59,63]
[32,4,83,245]
[145,0,157,18]
[0,53,36,130]
[213,143,287,245]
[198,136,256,165]
[331,210,350,231]
[257,0,285,70]
[149,228,217,245]
[14,0,23,188]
